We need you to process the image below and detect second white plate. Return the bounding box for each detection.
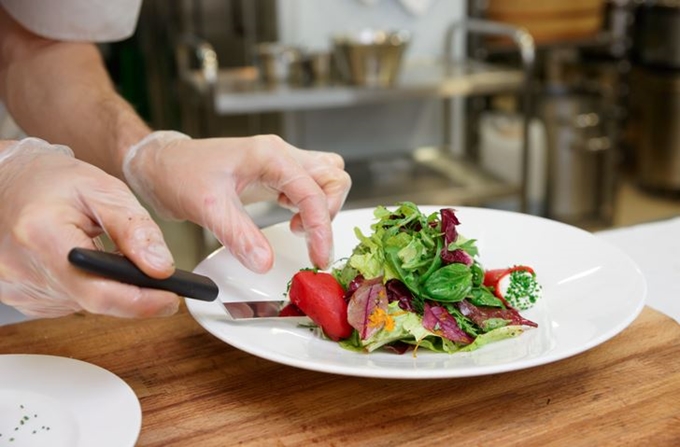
[0,354,141,447]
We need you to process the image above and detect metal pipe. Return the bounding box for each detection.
[444,18,536,214]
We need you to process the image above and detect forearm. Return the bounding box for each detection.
[0,9,150,179]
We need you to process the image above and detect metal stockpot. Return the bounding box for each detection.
[539,88,612,222]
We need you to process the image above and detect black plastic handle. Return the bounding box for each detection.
[68,248,218,301]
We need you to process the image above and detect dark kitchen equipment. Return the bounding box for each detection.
[629,66,680,192]
[633,1,680,70]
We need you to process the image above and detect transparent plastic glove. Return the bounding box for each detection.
[0,138,179,318]
[123,131,351,273]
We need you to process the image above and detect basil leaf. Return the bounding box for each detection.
[470,262,484,287]
[469,287,505,308]
[422,263,472,302]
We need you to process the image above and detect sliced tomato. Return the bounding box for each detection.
[278,302,305,317]
[287,270,353,341]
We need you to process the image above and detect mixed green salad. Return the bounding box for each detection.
[286,202,541,354]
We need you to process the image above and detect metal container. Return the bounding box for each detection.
[630,67,680,192]
[254,43,304,86]
[540,88,612,222]
[332,29,410,87]
[302,51,334,86]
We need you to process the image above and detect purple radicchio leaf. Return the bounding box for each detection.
[385,279,415,312]
[422,303,474,345]
[440,208,460,246]
[457,299,537,328]
[344,274,365,302]
[347,277,388,340]
[440,248,473,266]
[439,208,472,266]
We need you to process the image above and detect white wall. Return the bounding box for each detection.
[276,0,466,58]
[274,0,467,160]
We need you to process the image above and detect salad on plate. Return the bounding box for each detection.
[282,202,541,354]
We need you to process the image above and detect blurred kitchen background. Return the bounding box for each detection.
[102,0,680,269]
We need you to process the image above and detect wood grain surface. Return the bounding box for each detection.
[1,305,678,446]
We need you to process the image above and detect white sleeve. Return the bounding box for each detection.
[0,0,143,42]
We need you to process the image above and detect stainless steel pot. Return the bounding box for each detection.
[539,88,613,222]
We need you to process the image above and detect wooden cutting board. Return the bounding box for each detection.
[0,305,678,446]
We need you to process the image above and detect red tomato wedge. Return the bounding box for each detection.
[286,270,353,341]
[278,302,305,317]
[483,265,535,300]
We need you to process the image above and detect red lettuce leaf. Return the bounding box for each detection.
[457,299,538,328]
[347,277,388,340]
[385,279,415,312]
[422,303,474,345]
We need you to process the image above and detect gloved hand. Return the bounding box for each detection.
[122,131,351,273]
[0,138,179,318]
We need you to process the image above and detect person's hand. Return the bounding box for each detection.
[0,138,179,318]
[122,131,351,273]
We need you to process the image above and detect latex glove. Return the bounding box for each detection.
[0,138,178,318]
[123,131,351,273]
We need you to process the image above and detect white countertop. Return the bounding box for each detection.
[2,216,679,327]
[596,216,680,324]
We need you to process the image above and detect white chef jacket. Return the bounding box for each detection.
[0,0,143,138]
[0,0,142,42]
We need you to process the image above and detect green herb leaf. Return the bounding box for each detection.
[422,263,473,302]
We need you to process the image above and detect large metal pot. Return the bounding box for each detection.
[539,87,613,223]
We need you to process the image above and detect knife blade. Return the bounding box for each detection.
[67,248,294,319]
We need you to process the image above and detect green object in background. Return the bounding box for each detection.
[103,33,151,123]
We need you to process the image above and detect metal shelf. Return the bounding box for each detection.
[183,60,525,115]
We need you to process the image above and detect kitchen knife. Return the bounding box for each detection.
[68,247,218,301]
[67,248,293,319]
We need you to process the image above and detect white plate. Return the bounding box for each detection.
[0,355,141,446]
[187,206,647,379]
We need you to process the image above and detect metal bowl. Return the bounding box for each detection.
[254,42,304,86]
[332,29,411,87]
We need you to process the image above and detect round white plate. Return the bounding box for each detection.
[186,206,647,379]
[0,355,141,446]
